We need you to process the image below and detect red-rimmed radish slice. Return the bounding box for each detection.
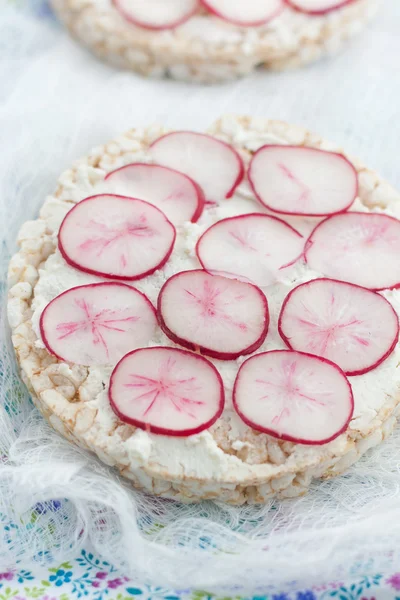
[104,164,205,226]
[233,350,354,444]
[285,0,356,15]
[305,212,400,290]
[113,0,199,30]
[278,279,399,376]
[40,283,157,366]
[158,270,269,360]
[109,347,224,436]
[58,194,176,281]
[200,0,284,26]
[248,145,358,216]
[196,213,304,287]
[150,132,244,204]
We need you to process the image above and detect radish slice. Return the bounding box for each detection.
[286,0,356,15]
[109,347,224,436]
[200,0,284,26]
[58,194,176,281]
[104,164,205,226]
[305,212,400,291]
[248,145,358,216]
[113,0,199,30]
[196,214,304,287]
[158,270,269,360]
[40,283,157,366]
[278,279,399,376]
[150,132,244,205]
[233,350,354,444]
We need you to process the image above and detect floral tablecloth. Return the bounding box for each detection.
[1,550,400,600]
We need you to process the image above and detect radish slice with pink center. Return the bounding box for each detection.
[248,145,358,216]
[150,132,244,204]
[278,279,399,376]
[104,164,204,226]
[286,0,356,15]
[200,0,284,26]
[113,0,199,30]
[40,283,157,366]
[305,212,400,290]
[109,347,224,436]
[196,214,304,287]
[158,270,269,360]
[59,194,176,281]
[233,350,354,444]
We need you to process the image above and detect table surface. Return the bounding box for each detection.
[2,548,400,600]
[3,1,400,598]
